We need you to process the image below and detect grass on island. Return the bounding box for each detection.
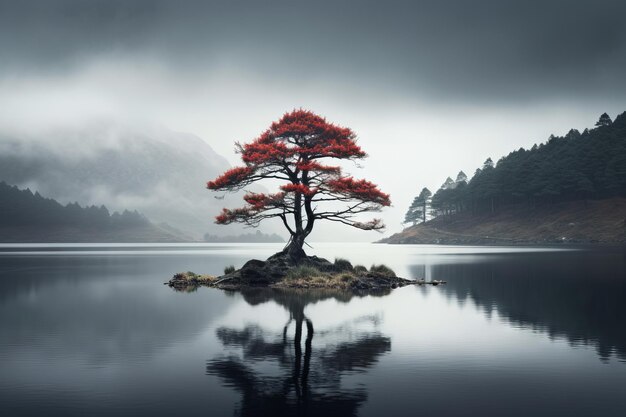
[173,271,218,285]
[369,264,396,277]
[333,257,354,272]
[170,258,402,291]
[281,260,397,289]
[354,264,368,274]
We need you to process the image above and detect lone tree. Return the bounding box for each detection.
[207,110,391,259]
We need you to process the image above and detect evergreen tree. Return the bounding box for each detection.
[416,187,432,223]
[404,196,422,225]
[595,113,612,127]
[404,187,432,225]
[442,177,455,189]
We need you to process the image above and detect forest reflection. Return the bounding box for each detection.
[416,248,626,362]
[206,288,392,416]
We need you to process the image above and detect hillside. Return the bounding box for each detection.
[382,198,626,244]
[395,111,626,245]
[0,182,186,242]
[0,121,247,239]
[404,112,626,225]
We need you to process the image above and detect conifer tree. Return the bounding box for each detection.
[595,113,612,127]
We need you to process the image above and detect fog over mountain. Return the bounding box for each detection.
[1,0,625,240]
[0,121,273,238]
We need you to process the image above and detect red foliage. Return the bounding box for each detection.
[243,192,286,209]
[241,140,295,164]
[207,166,254,190]
[327,177,391,206]
[243,193,269,209]
[269,110,353,141]
[295,161,341,173]
[217,192,287,224]
[215,208,230,224]
[207,109,390,239]
[235,109,366,165]
[281,183,317,196]
[215,207,252,224]
[320,140,366,159]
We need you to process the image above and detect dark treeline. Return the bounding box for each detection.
[203,230,284,243]
[406,112,626,223]
[0,181,150,230]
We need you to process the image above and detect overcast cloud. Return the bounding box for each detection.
[1,0,625,239]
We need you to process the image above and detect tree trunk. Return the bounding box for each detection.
[283,188,314,262]
[285,232,307,261]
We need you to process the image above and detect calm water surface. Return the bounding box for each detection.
[0,243,625,416]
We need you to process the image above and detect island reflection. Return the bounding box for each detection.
[206,288,392,416]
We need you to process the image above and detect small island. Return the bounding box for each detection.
[168,110,445,293]
[167,251,445,291]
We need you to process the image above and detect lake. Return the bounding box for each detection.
[1,243,625,416]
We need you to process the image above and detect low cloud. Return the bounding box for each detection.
[1,0,624,238]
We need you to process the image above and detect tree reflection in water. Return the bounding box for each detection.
[207,288,392,416]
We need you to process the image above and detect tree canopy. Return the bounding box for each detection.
[207,109,390,258]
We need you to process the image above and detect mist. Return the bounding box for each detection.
[1,0,625,240]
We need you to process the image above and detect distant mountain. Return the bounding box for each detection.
[0,121,246,239]
[0,182,186,242]
[203,230,284,243]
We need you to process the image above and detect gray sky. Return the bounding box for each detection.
[1,0,625,240]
